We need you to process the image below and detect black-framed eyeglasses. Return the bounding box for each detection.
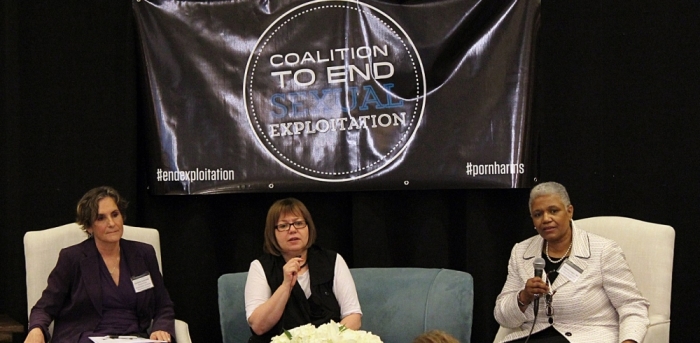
[545,291,556,324]
[543,270,557,324]
[275,220,307,232]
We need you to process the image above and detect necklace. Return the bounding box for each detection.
[105,247,121,274]
[546,241,572,263]
[295,254,308,269]
[108,256,121,274]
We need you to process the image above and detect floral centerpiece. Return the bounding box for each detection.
[270,320,383,343]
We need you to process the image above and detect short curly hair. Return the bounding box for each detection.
[529,181,571,213]
[75,186,128,234]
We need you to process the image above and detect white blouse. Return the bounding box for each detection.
[244,253,362,320]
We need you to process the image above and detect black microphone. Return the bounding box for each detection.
[532,257,545,314]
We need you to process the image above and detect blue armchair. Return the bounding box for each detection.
[218,268,473,343]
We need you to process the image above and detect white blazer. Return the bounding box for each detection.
[494,223,649,343]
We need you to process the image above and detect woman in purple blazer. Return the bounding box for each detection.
[26,187,175,343]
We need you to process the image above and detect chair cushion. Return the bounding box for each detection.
[350,268,473,343]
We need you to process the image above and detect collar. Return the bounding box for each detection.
[78,239,147,314]
[522,221,591,289]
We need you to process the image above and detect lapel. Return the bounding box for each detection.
[522,235,543,278]
[520,222,592,290]
[121,240,150,315]
[551,222,591,290]
[79,239,103,315]
[80,239,151,316]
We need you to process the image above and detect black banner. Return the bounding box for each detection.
[133,0,540,194]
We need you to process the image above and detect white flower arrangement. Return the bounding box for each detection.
[270,320,383,343]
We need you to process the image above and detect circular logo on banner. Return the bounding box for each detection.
[244,0,426,182]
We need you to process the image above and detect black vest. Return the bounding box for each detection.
[248,245,341,343]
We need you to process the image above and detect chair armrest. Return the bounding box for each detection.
[642,315,669,343]
[175,319,191,343]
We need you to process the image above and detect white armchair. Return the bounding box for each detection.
[24,223,192,343]
[494,216,675,343]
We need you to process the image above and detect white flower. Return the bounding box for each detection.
[270,320,383,343]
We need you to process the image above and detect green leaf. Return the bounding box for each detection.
[284,329,292,340]
[339,325,348,333]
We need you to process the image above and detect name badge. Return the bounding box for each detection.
[131,273,154,293]
[558,259,583,283]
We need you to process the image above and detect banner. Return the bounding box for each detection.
[133,0,540,194]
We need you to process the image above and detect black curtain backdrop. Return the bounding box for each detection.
[2,1,699,343]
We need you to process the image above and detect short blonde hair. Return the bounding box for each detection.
[412,330,460,343]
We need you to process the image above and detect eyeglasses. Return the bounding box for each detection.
[544,271,557,324]
[275,220,307,232]
[545,292,555,324]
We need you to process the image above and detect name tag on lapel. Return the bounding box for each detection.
[558,259,583,283]
[131,273,154,293]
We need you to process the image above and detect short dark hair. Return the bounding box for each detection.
[263,198,317,255]
[76,186,128,233]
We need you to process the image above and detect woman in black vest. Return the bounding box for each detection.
[243,198,362,343]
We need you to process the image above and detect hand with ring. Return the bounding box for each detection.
[520,276,549,305]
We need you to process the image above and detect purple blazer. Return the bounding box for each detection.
[28,238,176,343]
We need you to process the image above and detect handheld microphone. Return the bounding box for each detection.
[532,257,545,314]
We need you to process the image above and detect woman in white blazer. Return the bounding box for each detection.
[494,182,649,343]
